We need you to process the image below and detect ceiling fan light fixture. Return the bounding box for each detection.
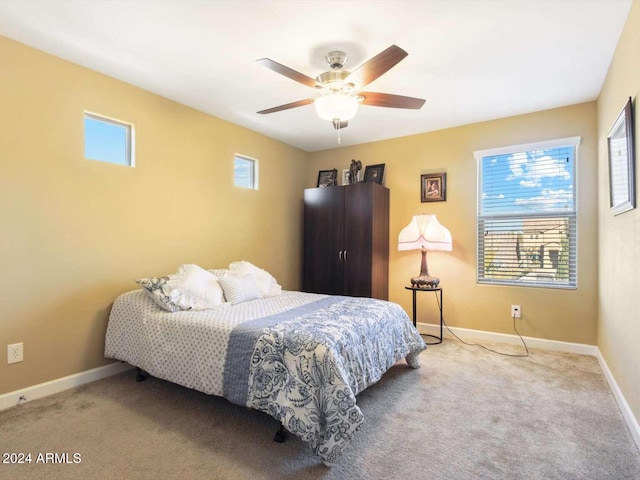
[257,45,425,128]
[314,93,359,122]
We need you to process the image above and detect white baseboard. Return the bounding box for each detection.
[595,350,640,451]
[0,362,132,412]
[418,321,640,453]
[418,321,598,355]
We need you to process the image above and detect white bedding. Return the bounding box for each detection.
[105,289,328,396]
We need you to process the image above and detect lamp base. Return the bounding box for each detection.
[410,248,440,288]
[410,275,440,289]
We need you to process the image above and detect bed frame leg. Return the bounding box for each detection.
[274,424,287,443]
[135,368,148,382]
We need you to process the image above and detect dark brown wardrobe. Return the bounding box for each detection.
[303,182,389,300]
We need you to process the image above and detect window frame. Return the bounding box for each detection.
[234,154,258,190]
[475,136,580,289]
[84,111,135,167]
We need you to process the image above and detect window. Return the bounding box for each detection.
[475,137,579,289]
[84,112,134,166]
[234,154,258,189]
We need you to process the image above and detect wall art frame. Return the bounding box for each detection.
[421,172,446,202]
[364,163,385,184]
[607,96,635,215]
[317,169,338,187]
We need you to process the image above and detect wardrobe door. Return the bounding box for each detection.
[303,187,344,295]
[343,183,374,297]
[369,184,390,300]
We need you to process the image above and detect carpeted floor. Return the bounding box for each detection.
[1,338,639,480]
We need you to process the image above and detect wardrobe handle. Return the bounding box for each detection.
[344,250,348,262]
[339,250,343,261]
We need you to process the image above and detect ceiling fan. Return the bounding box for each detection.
[256,45,426,130]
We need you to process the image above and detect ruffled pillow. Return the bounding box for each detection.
[228,261,282,297]
[166,264,225,308]
[136,264,225,312]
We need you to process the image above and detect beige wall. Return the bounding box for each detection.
[0,35,307,395]
[596,1,640,429]
[306,102,599,345]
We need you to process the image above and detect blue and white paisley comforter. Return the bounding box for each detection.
[105,291,425,464]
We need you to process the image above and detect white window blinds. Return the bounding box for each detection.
[475,137,579,289]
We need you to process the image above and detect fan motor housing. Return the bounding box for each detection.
[325,51,348,69]
[316,70,350,90]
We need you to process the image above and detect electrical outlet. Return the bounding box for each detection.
[511,305,521,319]
[7,343,23,364]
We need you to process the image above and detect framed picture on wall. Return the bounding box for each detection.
[607,96,635,215]
[421,172,446,202]
[317,169,338,187]
[364,164,385,184]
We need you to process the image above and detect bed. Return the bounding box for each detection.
[104,264,426,465]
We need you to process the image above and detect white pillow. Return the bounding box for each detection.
[218,272,262,305]
[165,264,225,309]
[228,261,282,297]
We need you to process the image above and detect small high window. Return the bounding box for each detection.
[234,154,258,189]
[84,112,134,166]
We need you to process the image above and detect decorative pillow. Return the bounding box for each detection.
[166,264,225,308]
[218,272,263,305]
[228,261,282,297]
[136,264,225,312]
[136,276,185,312]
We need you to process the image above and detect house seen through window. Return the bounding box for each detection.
[475,137,579,289]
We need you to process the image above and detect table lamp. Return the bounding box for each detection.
[398,214,452,288]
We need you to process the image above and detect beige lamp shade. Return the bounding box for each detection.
[398,215,452,288]
[398,215,452,252]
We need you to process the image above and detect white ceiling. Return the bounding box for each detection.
[0,0,632,152]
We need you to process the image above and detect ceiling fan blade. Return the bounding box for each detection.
[345,45,408,88]
[256,58,318,88]
[332,119,349,130]
[359,92,426,109]
[257,98,315,115]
